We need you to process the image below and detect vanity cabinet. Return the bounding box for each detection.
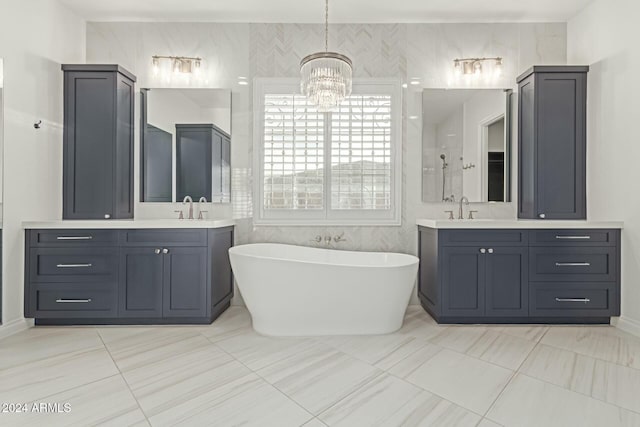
[176,124,231,202]
[24,227,234,325]
[62,65,136,220]
[418,227,620,323]
[517,66,588,220]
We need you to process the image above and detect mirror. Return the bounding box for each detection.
[0,58,3,322]
[422,89,512,203]
[140,88,231,203]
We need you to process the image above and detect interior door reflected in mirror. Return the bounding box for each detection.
[421,89,513,203]
[140,88,231,203]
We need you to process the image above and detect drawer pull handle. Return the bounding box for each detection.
[56,236,93,240]
[555,297,591,303]
[555,262,591,267]
[55,298,92,303]
[555,236,591,240]
[56,263,93,268]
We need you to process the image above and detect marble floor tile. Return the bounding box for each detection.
[99,328,214,373]
[403,348,514,414]
[147,372,312,427]
[487,374,640,427]
[215,330,319,371]
[303,418,328,427]
[320,333,431,370]
[0,327,103,370]
[477,418,503,427]
[0,348,120,404]
[492,325,549,342]
[520,344,640,413]
[319,373,481,427]
[465,330,536,370]
[386,342,443,378]
[257,341,382,415]
[428,326,489,353]
[541,326,640,370]
[0,375,148,427]
[197,305,253,343]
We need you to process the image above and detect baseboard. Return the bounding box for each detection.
[612,316,640,338]
[0,317,34,340]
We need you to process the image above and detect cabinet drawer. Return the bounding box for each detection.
[439,230,527,246]
[36,287,117,316]
[29,248,118,283]
[530,230,618,246]
[529,247,616,282]
[530,283,615,317]
[120,229,207,247]
[29,230,118,247]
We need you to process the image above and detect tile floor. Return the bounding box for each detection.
[1,306,640,426]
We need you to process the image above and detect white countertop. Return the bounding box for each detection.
[22,219,236,229]
[416,219,624,229]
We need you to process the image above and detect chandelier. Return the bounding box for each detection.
[300,0,353,112]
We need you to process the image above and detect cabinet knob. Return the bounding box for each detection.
[488,248,494,254]
[162,248,169,254]
[539,213,546,219]
[104,214,111,219]
[480,248,486,254]
[154,248,161,254]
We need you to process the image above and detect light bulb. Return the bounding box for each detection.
[495,58,503,77]
[152,57,160,76]
[453,60,461,77]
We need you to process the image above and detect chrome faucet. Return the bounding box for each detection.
[197,197,208,220]
[458,196,469,220]
[182,196,194,219]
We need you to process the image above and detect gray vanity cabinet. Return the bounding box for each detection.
[418,227,620,324]
[119,247,164,318]
[24,227,234,325]
[162,247,208,317]
[141,125,173,202]
[62,65,136,219]
[439,245,527,318]
[517,66,588,220]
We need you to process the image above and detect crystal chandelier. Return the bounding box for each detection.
[300,0,353,112]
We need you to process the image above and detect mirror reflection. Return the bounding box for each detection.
[140,88,231,203]
[422,89,512,203]
[0,58,3,321]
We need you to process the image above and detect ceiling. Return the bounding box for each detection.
[58,0,592,23]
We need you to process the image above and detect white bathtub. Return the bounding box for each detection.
[228,243,419,336]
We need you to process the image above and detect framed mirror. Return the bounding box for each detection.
[140,88,232,203]
[422,88,513,203]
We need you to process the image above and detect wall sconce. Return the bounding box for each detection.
[453,57,503,78]
[152,55,202,77]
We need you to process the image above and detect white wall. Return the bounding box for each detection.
[0,0,86,334]
[568,0,640,336]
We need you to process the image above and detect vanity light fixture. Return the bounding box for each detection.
[151,55,202,77]
[453,57,503,77]
[300,0,353,112]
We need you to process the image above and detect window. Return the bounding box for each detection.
[254,79,401,225]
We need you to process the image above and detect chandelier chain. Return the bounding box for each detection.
[325,0,329,52]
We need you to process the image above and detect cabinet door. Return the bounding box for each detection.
[441,247,485,317]
[485,247,528,317]
[163,247,208,317]
[119,247,164,317]
[536,72,586,219]
[210,228,233,307]
[63,71,115,219]
[211,131,223,201]
[221,135,231,202]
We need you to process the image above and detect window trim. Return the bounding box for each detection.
[253,77,402,226]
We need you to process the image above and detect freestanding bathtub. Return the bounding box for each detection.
[228,243,419,336]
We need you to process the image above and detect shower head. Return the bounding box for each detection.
[440,154,446,160]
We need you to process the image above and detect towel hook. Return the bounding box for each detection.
[33,120,42,129]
